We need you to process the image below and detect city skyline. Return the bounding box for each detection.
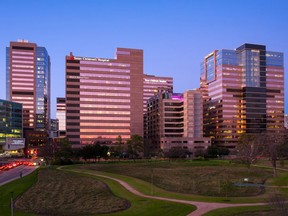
[0,0,288,118]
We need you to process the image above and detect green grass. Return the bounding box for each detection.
[255,159,288,169]
[271,172,288,186]
[0,169,38,216]
[65,166,268,203]
[1,167,195,216]
[203,205,272,216]
[94,176,195,216]
[67,159,273,200]
[61,167,196,216]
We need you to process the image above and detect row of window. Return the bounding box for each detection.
[80,60,130,67]
[12,82,34,86]
[80,129,130,133]
[12,68,34,72]
[12,73,34,77]
[12,65,34,69]
[79,135,130,139]
[79,98,130,103]
[80,116,130,121]
[12,87,33,90]
[12,60,33,64]
[80,86,130,91]
[79,79,130,85]
[80,72,130,79]
[79,92,130,97]
[12,51,34,55]
[12,78,33,82]
[79,110,130,115]
[80,104,130,109]
[80,67,130,73]
[12,55,34,60]
[80,122,130,127]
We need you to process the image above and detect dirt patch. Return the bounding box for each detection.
[15,169,130,216]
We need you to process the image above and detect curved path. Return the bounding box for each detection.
[62,168,266,216]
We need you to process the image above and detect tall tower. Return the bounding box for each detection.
[146,90,210,155]
[65,48,143,145]
[201,43,284,149]
[6,40,50,149]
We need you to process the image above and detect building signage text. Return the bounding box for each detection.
[74,56,110,62]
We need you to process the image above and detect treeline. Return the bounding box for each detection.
[38,135,144,165]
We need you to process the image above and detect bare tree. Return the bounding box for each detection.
[261,132,288,177]
[236,133,265,168]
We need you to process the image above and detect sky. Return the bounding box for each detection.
[1,0,288,118]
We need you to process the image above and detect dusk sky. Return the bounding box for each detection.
[1,0,288,118]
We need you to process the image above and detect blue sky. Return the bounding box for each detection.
[1,0,288,118]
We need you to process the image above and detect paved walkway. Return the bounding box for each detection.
[64,168,266,216]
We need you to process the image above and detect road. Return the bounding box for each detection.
[0,165,38,186]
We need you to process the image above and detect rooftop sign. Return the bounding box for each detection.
[74,56,110,62]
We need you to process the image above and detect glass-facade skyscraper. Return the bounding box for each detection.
[0,99,22,144]
[6,40,50,149]
[201,43,284,149]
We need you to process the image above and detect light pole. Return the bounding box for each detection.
[10,192,14,216]
[151,168,154,195]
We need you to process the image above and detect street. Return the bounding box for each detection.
[0,164,38,186]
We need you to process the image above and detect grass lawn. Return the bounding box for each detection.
[65,165,268,204]
[4,167,195,216]
[254,159,288,170]
[85,174,196,216]
[73,160,273,198]
[203,205,272,216]
[0,169,38,216]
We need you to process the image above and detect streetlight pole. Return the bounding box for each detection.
[151,168,154,195]
[10,192,14,216]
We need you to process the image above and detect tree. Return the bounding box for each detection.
[115,135,124,158]
[127,134,144,160]
[79,144,94,161]
[78,143,109,162]
[38,137,73,165]
[164,147,190,159]
[38,139,58,165]
[261,132,288,177]
[206,146,230,158]
[236,133,265,168]
[56,138,73,159]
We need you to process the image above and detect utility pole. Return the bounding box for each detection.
[151,168,154,195]
[10,192,14,216]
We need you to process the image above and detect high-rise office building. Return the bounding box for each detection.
[143,74,173,111]
[65,48,143,145]
[0,99,24,155]
[6,40,50,148]
[201,43,284,148]
[146,90,210,154]
[56,97,66,137]
[143,74,173,140]
[49,119,59,138]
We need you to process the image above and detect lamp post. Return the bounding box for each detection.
[10,192,14,216]
[151,168,154,195]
